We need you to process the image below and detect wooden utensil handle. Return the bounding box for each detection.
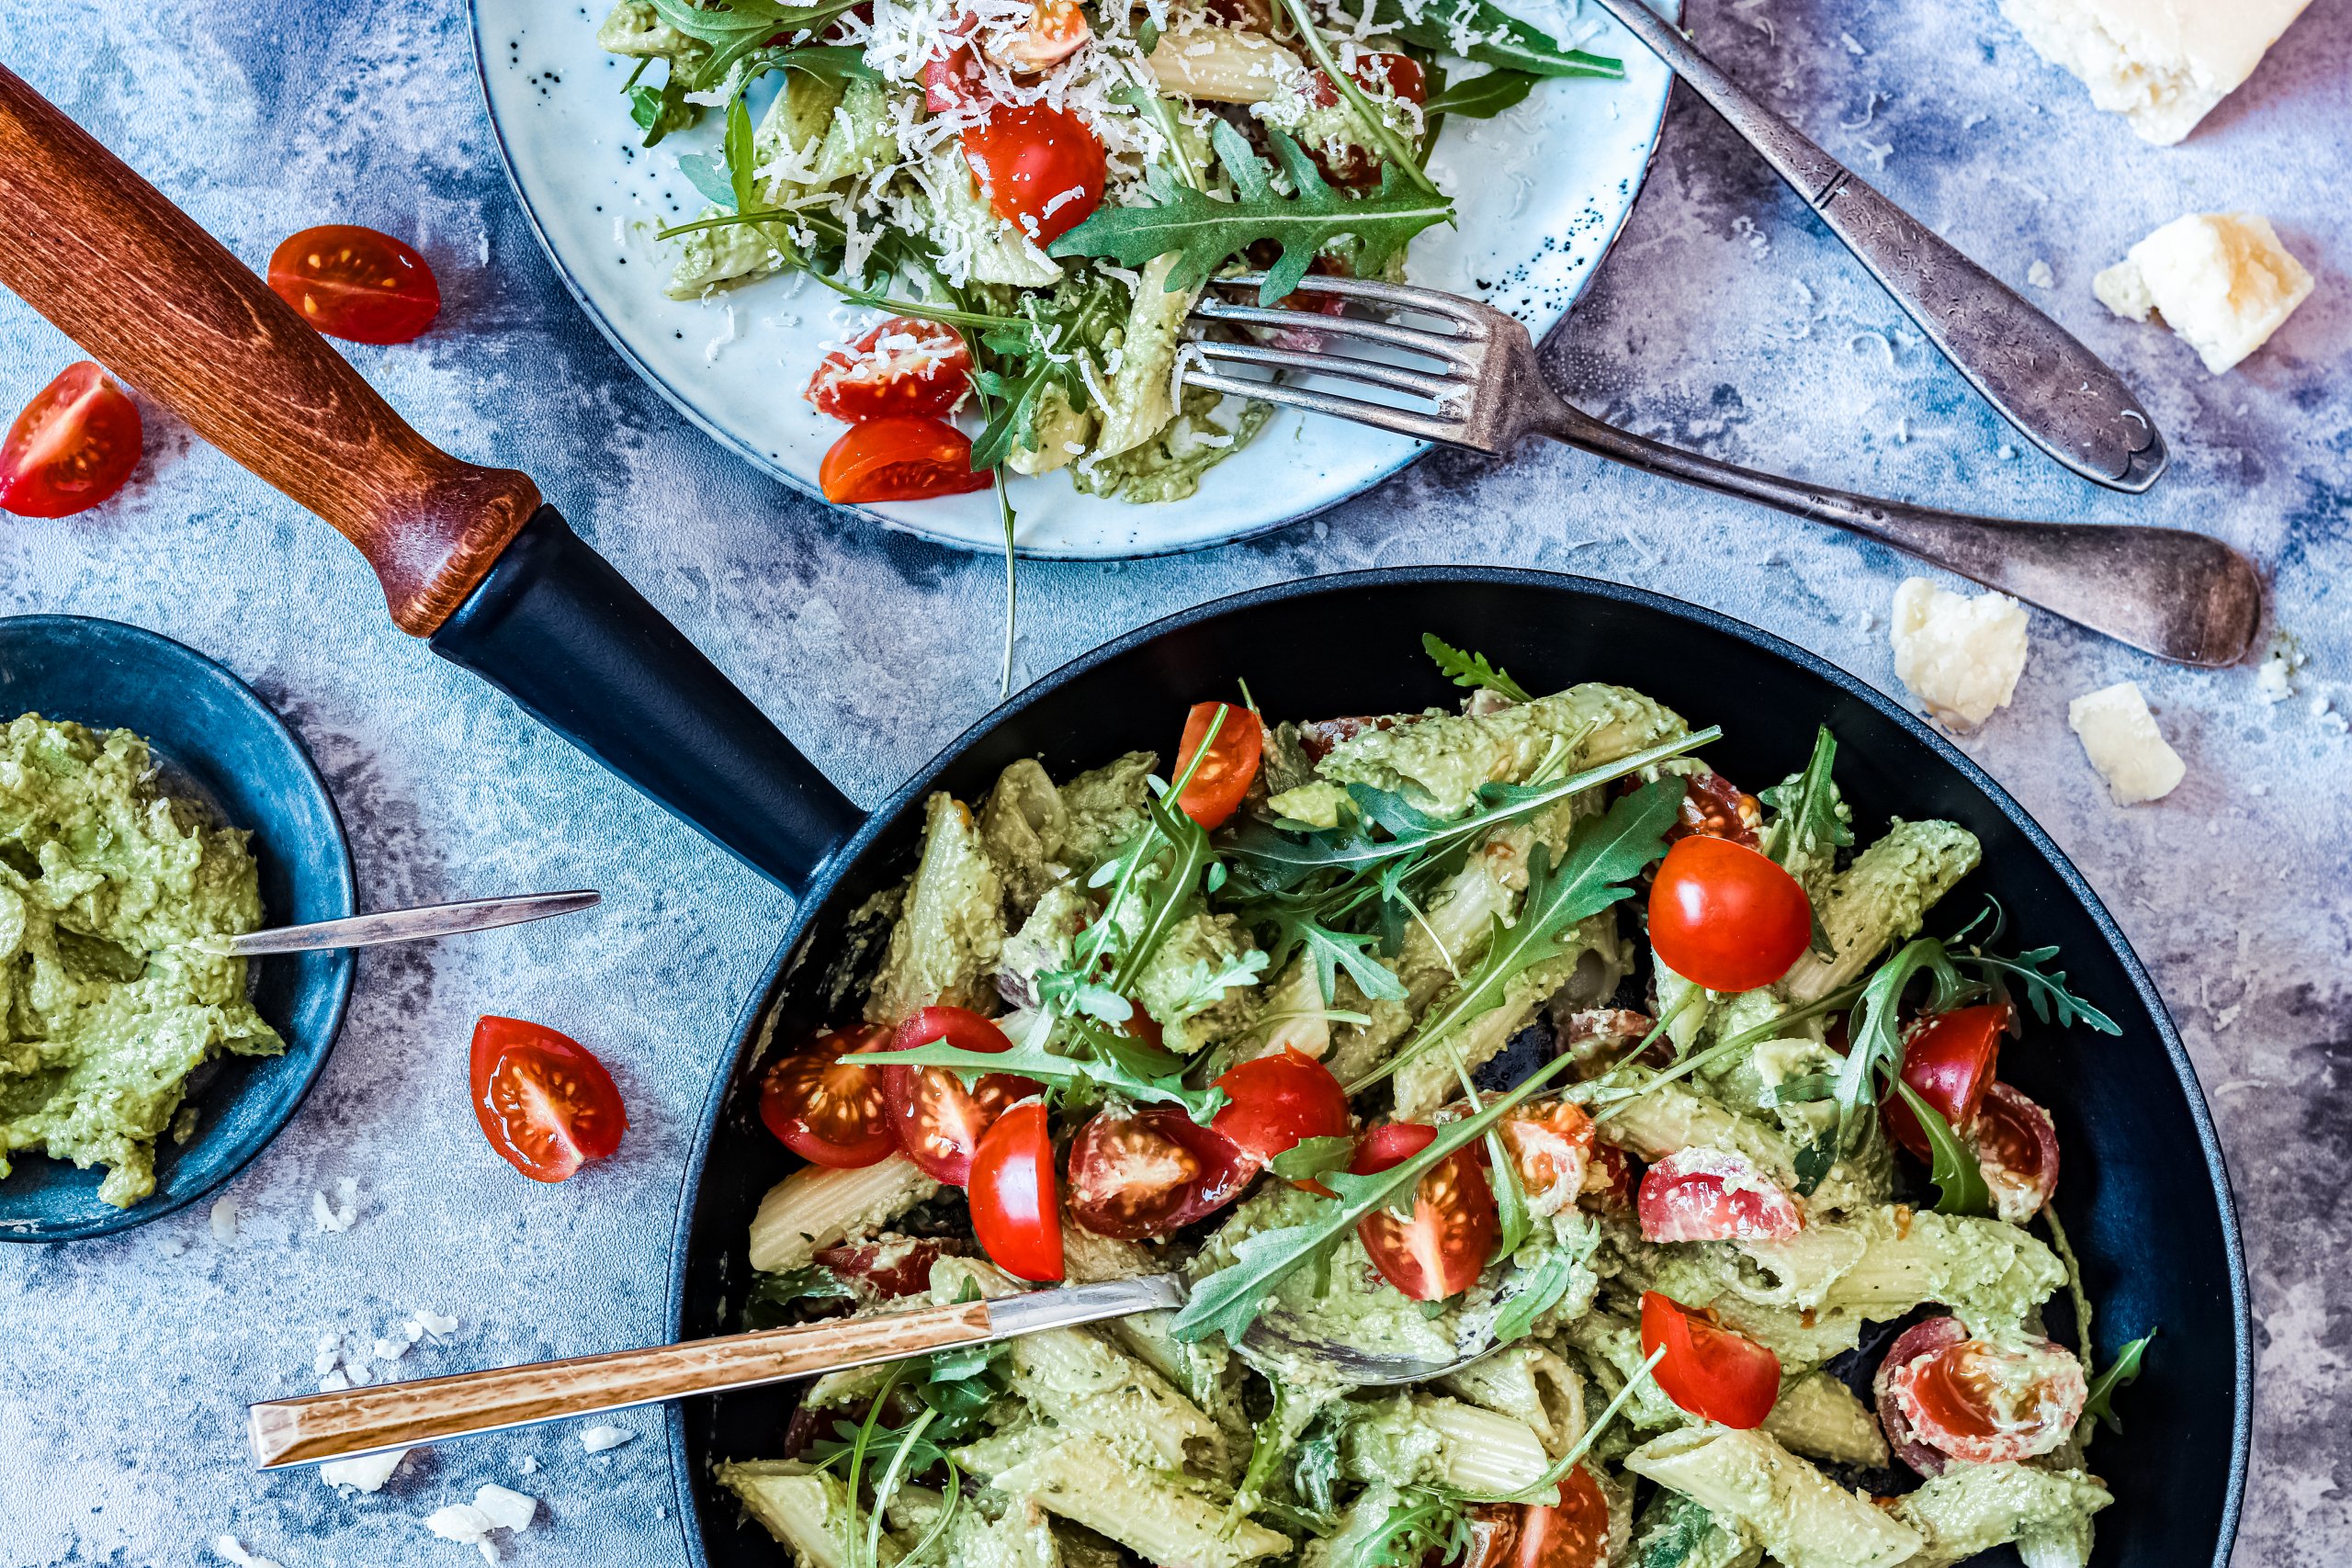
[0,65,538,636]
[246,1299,994,1469]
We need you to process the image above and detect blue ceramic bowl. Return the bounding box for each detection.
[0,615,355,1242]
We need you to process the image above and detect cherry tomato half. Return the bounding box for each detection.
[1871,1315,1968,1477]
[819,415,992,504]
[882,1006,1040,1185]
[267,224,441,344]
[815,1237,962,1298]
[1640,1291,1781,1428]
[1659,769,1762,849]
[1582,1143,1635,1211]
[1498,1098,1594,1213]
[1174,701,1263,829]
[1636,1147,1802,1243]
[1306,52,1427,185]
[969,1100,1064,1280]
[469,1016,628,1183]
[1647,834,1815,994]
[1352,1122,1498,1302]
[1887,1330,2087,1465]
[1973,1081,2060,1222]
[961,102,1105,245]
[1518,1469,1612,1568]
[1212,1046,1350,1180]
[808,317,974,423]
[1068,1105,1251,1239]
[982,0,1091,71]
[1883,1004,2006,1161]
[0,363,142,519]
[760,1028,898,1168]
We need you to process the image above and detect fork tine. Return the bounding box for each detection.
[1192,297,1481,366]
[1214,271,1493,332]
[1189,339,1469,402]
[1181,367,1469,446]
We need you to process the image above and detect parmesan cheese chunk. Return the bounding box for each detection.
[1889,579,2031,730]
[321,1447,409,1492]
[2069,682,2186,804]
[2095,212,2313,374]
[1996,0,2312,144]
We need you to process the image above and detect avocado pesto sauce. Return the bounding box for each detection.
[0,715,281,1207]
[723,648,2131,1568]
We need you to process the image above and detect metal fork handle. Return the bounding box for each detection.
[1531,398,2258,666]
[1588,0,2165,494]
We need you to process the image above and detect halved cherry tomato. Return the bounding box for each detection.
[1582,1143,1635,1210]
[983,0,1091,70]
[922,25,986,112]
[1872,1315,1968,1476]
[760,1027,897,1168]
[814,1238,962,1298]
[1973,1081,2060,1222]
[1308,50,1427,108]
[1212,1047,1349,1172]
[808,318,974,423]
[1658,769,1762,848]
[1517,1469,1612,1568]
[469,1016,628,1183]
[1647,835,1814,993]
[1883,1005,2006,1160]
[1456,1505,1523,1568]
[969,1100,1064,1280]
[0,363,142,518]
[1351,1122,1497,1301]
[1498,1098,1594,1213]
[1069,1105,1250,1239]
[1637,1147,1802,1243]
[1174,701,1263,829]
[882,1006,1040,1185]
[819,415,992,503]
[267,224,441,344]
[1887,1329,2087,1464]
[961,102,1105,245]
[1641,1291,1781,1428]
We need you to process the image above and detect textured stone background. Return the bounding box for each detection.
[0,1,2344,1564]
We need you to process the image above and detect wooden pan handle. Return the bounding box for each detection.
[0,65,539,636]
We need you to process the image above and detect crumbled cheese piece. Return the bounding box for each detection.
[414,1309,459,1338]
[318,1369,350,1393]
[581,1424,638,1453]
[2069,682,2186,804]
[517,1455,540,1476]
[321,1448,409,1493]
[214,1537,286,1568]
[1889,578,2031,729]
[472,1485,539,1534]
[312,1190,355,1233]
[425,1502,500,1560]
[375,1336,411,1363]
[1996,0,2313,144]
[210,1195,239,1245]
[2095,212,2313,374]
[2255,653,2296,703]
[403,1319,425,1344]
[2027,259,2055,289]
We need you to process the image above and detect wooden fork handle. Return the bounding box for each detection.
[0,65,538,636]
[245,1299,995,1469]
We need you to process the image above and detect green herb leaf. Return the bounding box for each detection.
[1294,919,1410,1005]
[1421,632,1533,703]
[1421,69,1540,119]
[1049,126,1453,305]
[1135,17,1163,56]
[1490,1250,1579,1345]
[882,1017,1227,1122]
[1791,1129,1838,1197]
[628,75,702,147]
[2081,1331,2154,1433]
[1894,1079,1991,1216]
[1834,936,1965,1154]
[740,1264,854,1328]
[1364,0,1623,79]
[1270,1134,1358,1185]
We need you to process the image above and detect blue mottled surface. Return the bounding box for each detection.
[0,2,2344,1564]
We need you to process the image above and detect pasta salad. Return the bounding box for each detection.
[725,637,2149,1568]
[594,0,1622,508]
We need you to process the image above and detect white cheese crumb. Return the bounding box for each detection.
[414,1309,459,1338]
[213,1537,286,1568]
[2255,653,2296,703]
[581,1424,638,1453]
[2068,681,2187,804]
[375,1336,411,1363]
[517,1455,540,1476]
[319,1369,350,1393]
[1889,578,2030,729]
[211,1196,239,1245]
[312,1190,355,1233]
[321,1448,409,1493]
[472,1485,539,1533]
[403,1319,425,1344]
[2027,259,2055,289]
[2094,212,2313,374]
[1994,0,2314,145]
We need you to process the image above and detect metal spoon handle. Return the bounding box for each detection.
[214,890,602,955]
[245,1278,1180,1469]
[1589,0,2165,493]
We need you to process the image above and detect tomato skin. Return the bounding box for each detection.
[961,102,1105,245]
[1498,1098,1594,1213]
[1637,1147,1802,1243]
[1887,1330,2087,1465]
[1973,1081,2060,1222]
[266,224,441,344]
[923,34,986,111]
[1068,1105,1250,1239]
[0,363,142,518]
[819,415,992,503]
[1517,1469,1612,1568]
[1646,835,1815,993]
[1309,51,1427,108]
[808,318,973,423]
[1581,1143,1635,1211]
[815,1238,962,1298]
[760,1028,898,1168]
[1175,702,1263,829]
[469,1016,628,1183]
[983,0,1091,70]
[1872,1315,1969,1476]
[881,1006,1039,1185]
[1351,1123,1498,1302]
[1658,769,1762,849]
[1211,1047,1350,1173]
[968,1100,1064,1280]
[1883,1005,2006,1160]
[1640,1291,1781,1428]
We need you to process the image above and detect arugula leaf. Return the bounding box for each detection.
[1972,944,2123,1035]
[1894,1079,1991,1216]
[648,0,866,89]
[2081,1332,2154,1433]
[741,1264,854,1329]
[1423,69,1540,119]
[1351,1489,1476,1568]
[883,1015,1228,1122]
[1050,125,1453,305]
[1271,1134,1357,1185]
[1421,632,1533,703]
[1351,776,1685,1093]
[677,148,737,208]
[723,89,759,219]
[1491,1251,1579,1345]
[1293,919,1410,1005]
[628,74,702,147]
[1832,936,1964,1156]
[1364,0,1623,79]
[1486,1128,1533,1257]
[1758,725,1851,865]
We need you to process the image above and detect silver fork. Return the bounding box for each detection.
[1184,275,2262,668]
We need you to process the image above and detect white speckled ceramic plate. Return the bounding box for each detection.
[470,0,1677,557]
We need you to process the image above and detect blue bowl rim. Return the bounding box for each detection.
[657,567,2250,1568]
[0,613,359,1244]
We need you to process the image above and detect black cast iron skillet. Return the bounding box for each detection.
[0,72,2246,1568]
